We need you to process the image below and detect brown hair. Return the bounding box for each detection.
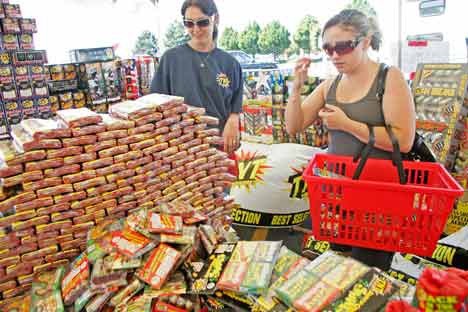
[322,9,382,51]
[181,0,219,41]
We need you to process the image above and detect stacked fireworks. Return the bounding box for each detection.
[0,1,48,136]
[0,93,237,304]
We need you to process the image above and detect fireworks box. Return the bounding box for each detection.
[243,69,274,106]
[18,33,34,50]
[11,50,47,66]
[136,56,158,96]
[3,99,21,125]
[101,61,121,103]
[1,33,18,50]
[0,81,17,102]
[240,104,273,144]
[3,4,21,18]
[77,62,106,105]
[412,63,468,170]
[0,51,12,65]
[69,47,115,63]
[20,98,35,119]
[34,96,52,119]
[1,17,20,33]
[0,65,14,84]
[19,18,37,33]
[120,59,139,100]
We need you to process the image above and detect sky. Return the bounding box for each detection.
[13,0,468,72]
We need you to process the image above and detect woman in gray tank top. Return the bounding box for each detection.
[285,9,416,270]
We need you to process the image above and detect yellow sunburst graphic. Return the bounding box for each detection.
[232,150,271,192]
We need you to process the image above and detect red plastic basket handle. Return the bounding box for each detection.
[352,124,407,184]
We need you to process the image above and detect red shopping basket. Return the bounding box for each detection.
[303,153,464,256]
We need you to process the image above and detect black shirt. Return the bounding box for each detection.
[150,44,243,131]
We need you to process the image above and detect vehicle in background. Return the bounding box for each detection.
[227,50,278,70]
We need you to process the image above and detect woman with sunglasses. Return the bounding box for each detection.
[150,0,242,155]
[286,9,415,270]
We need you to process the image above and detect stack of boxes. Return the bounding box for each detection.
[411,63,468,236]
[0,1,48,137]
[46,63,85,115]
[240,69,327,148]
[118,58,140,100]
[0,97,236,302]
[136,55,159,96]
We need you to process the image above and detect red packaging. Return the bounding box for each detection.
[100,113,135,130]
[71,124,106,137]
[56,108,103,128]
[102,186,133,201]
[47,146,83,159]
[14,196,53,212]
[142,142,169,156]
[114,150,143,164]
[148,213,183,234]
[96,163,126,176]
[135,160,163,175]
[155,116,181,128]
[62,135,97,147]
[63,170,97,184]
[37,202,70,216]
[127,156,152,169]
[20,119,71,140]
[0,163,22,178]
[152,126,170,136]
[106,169,135,183]
[96,129,128,141]
[111,227,155,258]
[84,139,117,153]
[195,148,218,159]
[37,184,73,197]
[7,150,46,166]
[23,176,63,191]
[83,157,114,171]
[63,152,96,165]
[25,157,63,171]
[128,123,155,136]
[130,138,156,151]
[86,183,118,197]
[73,176,106,191]
[415,268,468,312]
[134,112,163,126]
[98,145,129,158]
[54,191,87,204]
[136,244,181,289]
[44,164,81,178]
[118,133,152,146]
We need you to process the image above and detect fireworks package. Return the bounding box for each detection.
[111,227,156,258]
[185,243,236,294]
[30,266,66,312]
[61,252,90,306]
[136,243,181,289]
[323,269,399,312]
[217,241,282,294]
[414,267,468,312]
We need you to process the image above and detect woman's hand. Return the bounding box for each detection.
[318,104,351,131]
[223,114,240,154]
[292,57,312,91]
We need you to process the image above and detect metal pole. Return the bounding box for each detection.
[398,0,403,68]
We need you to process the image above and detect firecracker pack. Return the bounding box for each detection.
[412,63,468,170]
[0,92,239,305]
[217,241,282,294]
[119,59,139,100]
[136,56,158,96]
[240,104,273,144]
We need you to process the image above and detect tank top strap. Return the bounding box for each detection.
[325,74,343,104]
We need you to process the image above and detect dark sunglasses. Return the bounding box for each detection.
[183,18,210,28]
[322,38,362,57]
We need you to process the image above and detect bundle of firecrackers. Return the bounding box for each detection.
[0,2,49,136]
[240,69,327,147]
[0,92,239,305]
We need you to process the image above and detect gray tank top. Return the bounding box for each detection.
[325,63,391,159]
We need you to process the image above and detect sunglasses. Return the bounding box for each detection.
[183,18,211,28]
[322,38,362,57]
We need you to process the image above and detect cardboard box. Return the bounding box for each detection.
[2,33,18,50]
[18,33,33,50]
[34,96,52,119]
[20,18,37,33]
[69,47,115,63]
[20,99,35,119]
[1,18,20,33]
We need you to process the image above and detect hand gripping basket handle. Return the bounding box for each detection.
[352,124,407,184]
